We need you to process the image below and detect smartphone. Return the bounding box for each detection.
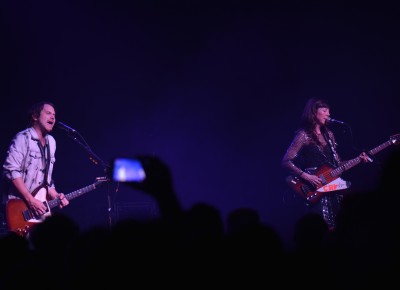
[112,158,146,182]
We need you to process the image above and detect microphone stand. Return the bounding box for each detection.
[61,129,115,229]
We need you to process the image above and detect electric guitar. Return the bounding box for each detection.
[286,134,400,205]
[5,176,109,237]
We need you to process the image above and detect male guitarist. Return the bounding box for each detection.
[2,101,69,236]
[282,98,370,230]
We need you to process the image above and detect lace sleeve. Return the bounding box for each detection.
[281,130,308,176]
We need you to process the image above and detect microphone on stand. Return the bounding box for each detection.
[327,117,346,125]
[57,121,77,133]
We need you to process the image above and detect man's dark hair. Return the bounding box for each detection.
[28,101,56,125]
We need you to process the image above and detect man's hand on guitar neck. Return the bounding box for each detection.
[56,193,69,208]
[48,187,69,208]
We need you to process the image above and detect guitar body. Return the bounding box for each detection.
[5,177,109,237]
[286,134,400,205]
[286,164,350,205]
[5,185,51,237]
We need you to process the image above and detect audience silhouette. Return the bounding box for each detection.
[1,150,399,288]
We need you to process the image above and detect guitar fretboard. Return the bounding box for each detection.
[331,139,394,178]
[47,182,102,209]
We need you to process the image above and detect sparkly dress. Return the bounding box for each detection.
[282,128,343,229]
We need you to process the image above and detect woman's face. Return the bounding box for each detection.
[316,107,330,125]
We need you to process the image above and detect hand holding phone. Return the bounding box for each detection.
[112,158,146,182]
[111,155,175,198]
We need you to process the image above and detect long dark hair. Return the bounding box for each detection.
[300,98,329,132]
[300,98,331,145]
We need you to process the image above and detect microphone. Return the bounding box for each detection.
[327,117,346,125]
[57,121,76,133]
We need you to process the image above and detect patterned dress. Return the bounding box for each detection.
[282,128,343,229]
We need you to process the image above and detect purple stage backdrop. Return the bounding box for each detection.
[1,1,399,247]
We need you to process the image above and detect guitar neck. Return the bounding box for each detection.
[47,183,100,209]
[368,139,393,156]
[332,139,394,177]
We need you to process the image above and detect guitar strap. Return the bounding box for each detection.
[322,129,340,167]
[45,139,51,186]
[37,138,51,187]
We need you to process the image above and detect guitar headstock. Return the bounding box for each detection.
[390,134,400,145]
[95,176,110,186]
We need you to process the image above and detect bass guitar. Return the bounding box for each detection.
[6,176,109,237]
[286,134,400,205]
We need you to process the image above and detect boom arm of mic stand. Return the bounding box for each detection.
[64,131,107,167]
[63,130,114,227]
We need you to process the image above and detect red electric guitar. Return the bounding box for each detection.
[286,134,400,205]
[5,176,109,237]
